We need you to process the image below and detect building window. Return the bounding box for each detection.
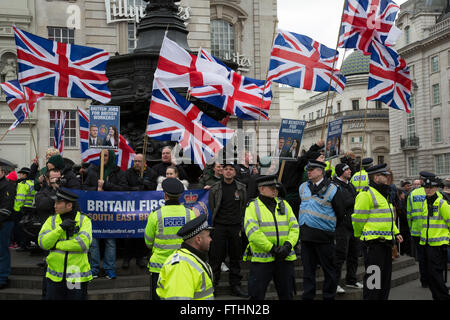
[377,155,384,165]
[435,153,450,174]
[431,55,439,73]
[211,19,235,60]
[47,27,75,44]
[406,94,416,139]
[404,26,410,44]
[49,110,77,148]
[433,118,441,142]
[408,156,417,176]
[351,136,362,143]
[375,101,383,109]
[337,102,341,113]
[432,84,440,105]
[352,99,359,111]
[128,23,138,53]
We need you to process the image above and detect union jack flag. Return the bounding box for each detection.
[53,110,66,155]
[190,49,272,121]
[14,26,111,103]
[338,0,400,55]
[147,80,235,169]
[0,80,45,130]
[367,40,411,113]
[268,30,346,94]
[78,107,136,170]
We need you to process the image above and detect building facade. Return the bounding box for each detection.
[389,0,450,183]
[0,0,279,169]
[280,50,391,168]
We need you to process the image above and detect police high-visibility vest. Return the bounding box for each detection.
[144,205,196,273]
[419,197,450,246]
[38,212,92,283]
[352,186,399,241]
[351,170,369,192]
[14,180,35,212]
[156,248,214,300]
[325,160,335,177]
[407,187,443,237]
[298,181,338,232]
[243,197,299,263]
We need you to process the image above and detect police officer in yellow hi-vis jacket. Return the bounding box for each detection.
[419,174,450,300]
[145,177,197,300]
[157,214,214,300]
[38,188,92,300]
[244,175,299,300]
[352,163,403,300]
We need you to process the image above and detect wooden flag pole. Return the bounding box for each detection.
[100,149,105,182]
[141,100,152,178]
[26,103,39,159]
[0,129,9,142]
[320,0,348,140]
[358,100,370,182]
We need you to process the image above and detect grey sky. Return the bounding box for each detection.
[277,0,408,67]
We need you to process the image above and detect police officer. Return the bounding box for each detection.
[156,214,214,300]
[407,171,443,288]
[144,177,197,300]
[352,163,403,300]
[299,160,345,300]
[244,175,299,300]
[419,174,450,300]
[38,188,92,300]
[351,157,373,193]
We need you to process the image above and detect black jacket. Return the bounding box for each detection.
[151,162,189,182]
[208,179,247,226]
[332,176,357,231]
[34,185,57,219]
[61,165,81,190]
[83,164,127,191]
[125,167,157,191]
[0,176,16,223]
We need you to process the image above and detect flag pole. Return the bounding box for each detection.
[141,100,151,178]
[357,99,370,183]
[0,129,9,142]
[26,102,39,159]
[320,0,347,141]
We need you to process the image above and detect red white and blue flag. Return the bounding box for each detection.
[14,26,111,103]
[338,0,401,55]
[268,30,346,94]
[147,80,235,169]
[78,107,136,170]
[154,35,234,96]
[190,49,272,121]
[0,80,45,130]
[367,41,411,113]
[53,110,66,155]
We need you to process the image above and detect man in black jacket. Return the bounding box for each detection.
[151,146,189,183]
[0,166,16,289]
[332,163,361,294]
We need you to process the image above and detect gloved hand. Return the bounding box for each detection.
[60,219,76,231]
[270,245,278,257]
[274,242,292,261]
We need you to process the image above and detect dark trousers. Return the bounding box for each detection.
[412,236,428,286]
[361,241,392,300]
[123,238,148,261]
[423,245,449,300]
[45,279,88,300]
[301,241,337,300]
[150,272,160,300]
[334,225,360,286]
[209,224,242,286]
[248,260,295,300]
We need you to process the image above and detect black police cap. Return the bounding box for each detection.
[177,214,213,240]
[422,174,441,188]
[255,175,278,187]
[305,160,327,170]
[55,188,79,202]
[18,167,30,175]
[419,171,436,179]
[362,158,373,166]
[366,163,390,175]
[162,178,185,197]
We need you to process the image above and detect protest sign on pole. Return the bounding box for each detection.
[324,118,343,160]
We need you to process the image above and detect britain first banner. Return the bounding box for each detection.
[71,189,211,238]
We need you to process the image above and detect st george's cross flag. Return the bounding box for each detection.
[367,40,411,113]
[338,0,401,55]
[154,35,234,96]
[268,29,346,94]
[78,107,136,170]
[190,49,272,121]
[147,80,234,169]
[0,80,45,130]
[14,26,111,103]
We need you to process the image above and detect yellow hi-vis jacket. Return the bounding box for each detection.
[38,212,92,283]
[351,170,369,193]
[156,247,214,300]
[352,186,399,241]
[14,180,35,212]
[243,197,299,263]
[144,205,196,273]
[407,187,443,237]
[419,197,450,246]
